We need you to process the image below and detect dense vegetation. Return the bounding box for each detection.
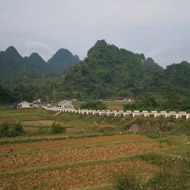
[57,40,163,99]
[0,46,79,78]
[1,40,190,104]
[0,83,52,104]
[80,101,107,110]
[0,122,24,137]
[148,61,190,96]
[124,93,190,112]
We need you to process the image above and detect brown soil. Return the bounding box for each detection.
[0,141,165,173]
[0,160,159,190]
[0,134,165,190]
[0,134,154,154]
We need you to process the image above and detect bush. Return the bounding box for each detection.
[80,101,107,110]
[37,127,49,135]
[51,122,66,134]
[7,123,24,137]
[14,122,24,134]
[113,165,142,190]
[0,123,9,137]
[7,128,19,137]
[146,158,190,190]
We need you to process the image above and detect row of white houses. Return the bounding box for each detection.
[15,100,73,109]
[43,107,190,120]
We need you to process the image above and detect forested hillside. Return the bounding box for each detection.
[57,40,163,99]
[0,46,79,78]
[1,40,190,103]
[148,61,190,96]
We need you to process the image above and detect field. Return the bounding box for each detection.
[0,108,190,189]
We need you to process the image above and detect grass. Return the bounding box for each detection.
[112,133,190,190]
[0,132,123,145]
[144,156,190,190]
[1,107,190,189]
[113,151,190,190]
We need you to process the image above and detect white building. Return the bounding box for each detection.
[17,101,33,108]
[58,100,73,108]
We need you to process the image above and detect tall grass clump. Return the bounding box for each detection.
[0,122,24,137]
[112,164,142,190]
[50,122,66,134]
[0,123,9,137]
[146,158,190,190]
[8,122,25,137]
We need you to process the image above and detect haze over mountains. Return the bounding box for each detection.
[0,46,80,78]
[0,40,190,103]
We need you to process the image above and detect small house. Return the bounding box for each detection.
[17,101,33,108]
[58,100,73,108]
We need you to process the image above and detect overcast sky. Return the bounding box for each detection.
[0,0,189,67]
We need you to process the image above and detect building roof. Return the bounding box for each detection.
[18,101,31,105]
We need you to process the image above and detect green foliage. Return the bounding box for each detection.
[1,42,190,102]
[124,95,158,111]
[146,158,190,190]
[50,122,66,134]
[0,46,79,79]
[0,84,15,103]
[8,122,24,137]
[124,93,190,112]
[114,153,190,190]
[14,122,24,134]
[48,48,79,72]
[0,123,9,137]
[156,128,163,149]
[0,122,24,137]
[80,101,107,110]
[113,165,142,190]
[149,61,190,97]
[59,40,162,99]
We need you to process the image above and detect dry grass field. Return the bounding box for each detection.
[0,134,164,190]
[0,107,189,190]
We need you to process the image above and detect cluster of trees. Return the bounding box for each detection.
[0,83,53,104]
[80,101,107,110]
[124,93,190,112]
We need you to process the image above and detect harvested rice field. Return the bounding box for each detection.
[0,134,166,190]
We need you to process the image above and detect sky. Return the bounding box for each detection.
[0,0,190,68]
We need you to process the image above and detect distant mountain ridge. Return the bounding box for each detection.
[48,48,80,72]
[1,40,190,103]
[0,46,80,78]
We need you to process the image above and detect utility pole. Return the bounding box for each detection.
[52,89,57,104]
[20,92,23,102]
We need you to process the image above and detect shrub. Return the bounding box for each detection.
[51,122,66,134]
[14,122,24,134]
[146,158,190,190]
[7,122,24,137]
[113,165,142,190]
[80,101,107,110]
[7,128,19,137]
[37,127,49,135]
[0,123,9,137]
